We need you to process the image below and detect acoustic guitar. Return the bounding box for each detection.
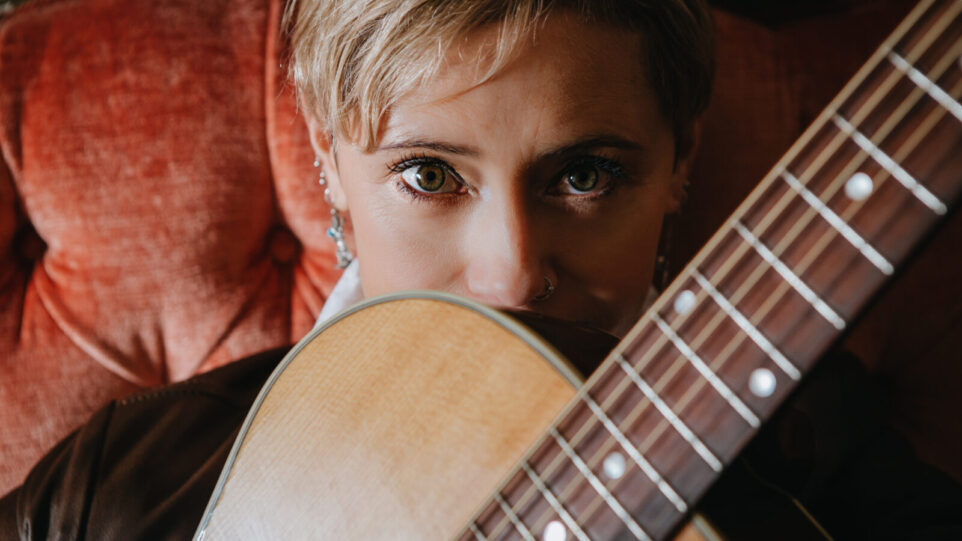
[195,0,962,538]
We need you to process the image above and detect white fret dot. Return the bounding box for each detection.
[602,451,626,480]
[543,520,567,541]
[845,172,874,201]
[749,368,776,397]
[673,289,697,316]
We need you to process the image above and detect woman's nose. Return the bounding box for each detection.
[463,200,549,308]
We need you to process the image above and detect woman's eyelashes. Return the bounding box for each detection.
[387,153,627,203]
[550,155,626,199]
[389,155,467,202]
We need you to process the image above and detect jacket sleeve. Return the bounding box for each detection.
[0,404,114,540]
[0,347,286,541]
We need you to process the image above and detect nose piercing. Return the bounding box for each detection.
[534,276,555,301]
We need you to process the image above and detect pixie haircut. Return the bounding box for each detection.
[284,0,715,152]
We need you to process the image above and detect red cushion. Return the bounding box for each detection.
[0,0,340,492]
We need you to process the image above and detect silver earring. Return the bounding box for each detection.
[317,166,354,269]
[654,214,675,291]
[533,275,554,301]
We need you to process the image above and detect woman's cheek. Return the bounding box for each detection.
[356,209,463,295]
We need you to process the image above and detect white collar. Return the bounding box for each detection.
[313,259,364,330]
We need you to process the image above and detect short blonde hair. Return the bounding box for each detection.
[284,0,714,151]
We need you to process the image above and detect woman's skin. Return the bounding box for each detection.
[307,13,699,337]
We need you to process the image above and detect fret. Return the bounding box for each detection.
[889,49,962,122]
[832,113,948,213]
[876,38,962,206]
[639,281,795,448]
[613,353,723,472]
[840,9,946,137]
[510,428,637,541]
[695,227,838,371]
[469,522,487,541]
[890,0,962,102]
[860,95,962,265]
[650,312,760,427]
[548,428,650,541]
[769,123,902,294]
[485,467,552,541]
[520,462,589,541]
[493,492,534,541]
[838,62,930,145]
[690,269,802,379]
[738,148,870,287]
[472,497,506,538]
[777,78,959,297]
[578,391,689,512]
[540,384,691,539]
[779,169,894,275]
[891,86,962,201]
[838,24,961,165]
[892,0,957,57]
[656,272,805,412]
[583,332,727,502]
[492,400,651,540]
[732,220,846,330]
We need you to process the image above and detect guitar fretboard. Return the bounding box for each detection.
[460,1,962,539]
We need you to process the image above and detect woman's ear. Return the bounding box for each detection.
[666,117,703,212]
[303,111,349,211]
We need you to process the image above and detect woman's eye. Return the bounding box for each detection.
[400,163,454,193]
[562,164,600,193]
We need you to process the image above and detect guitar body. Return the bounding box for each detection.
[196,292,710,539]
[193,293,594,537]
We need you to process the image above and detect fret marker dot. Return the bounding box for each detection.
[673,290,697,316]
[602,451,627,480]
[845,172,874,201]
[749,368,776,397]
[543,520,567,541]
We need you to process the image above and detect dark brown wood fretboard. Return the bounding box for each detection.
[460,0,962,539]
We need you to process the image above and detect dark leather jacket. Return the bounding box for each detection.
[2,346,961,540]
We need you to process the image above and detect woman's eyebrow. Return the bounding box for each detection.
[375,134,642,158]
[539,135,644,160]
[376,138,480,156]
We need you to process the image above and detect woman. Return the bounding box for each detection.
[295,0,710,338]
[2,0,960,539]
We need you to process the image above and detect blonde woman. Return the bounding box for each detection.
[295,0,711,338]
[3,1,961,539]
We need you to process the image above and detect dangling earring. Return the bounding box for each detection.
[316,160,354,269]
[654,214,675,292]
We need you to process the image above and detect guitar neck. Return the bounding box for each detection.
[461,0,962,539]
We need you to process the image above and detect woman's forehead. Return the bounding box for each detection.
[375,14,665,154]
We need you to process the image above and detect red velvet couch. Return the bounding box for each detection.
[2,0,959,497]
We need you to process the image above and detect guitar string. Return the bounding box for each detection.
[547,47,962,537]
[526,63,962,541]
[477,2,960,537]
[521,20,962,538]
[478,3,952,536]
[518,15,962,539]
[488,0,952,532]
[483,1,955,535]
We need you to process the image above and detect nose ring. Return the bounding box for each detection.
[533,276,555,301]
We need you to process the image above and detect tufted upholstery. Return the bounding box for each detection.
[0,0,341,492]
[2,0,959,497]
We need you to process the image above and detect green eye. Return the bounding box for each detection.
[414,164,445,192]
[565,166,599,192]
